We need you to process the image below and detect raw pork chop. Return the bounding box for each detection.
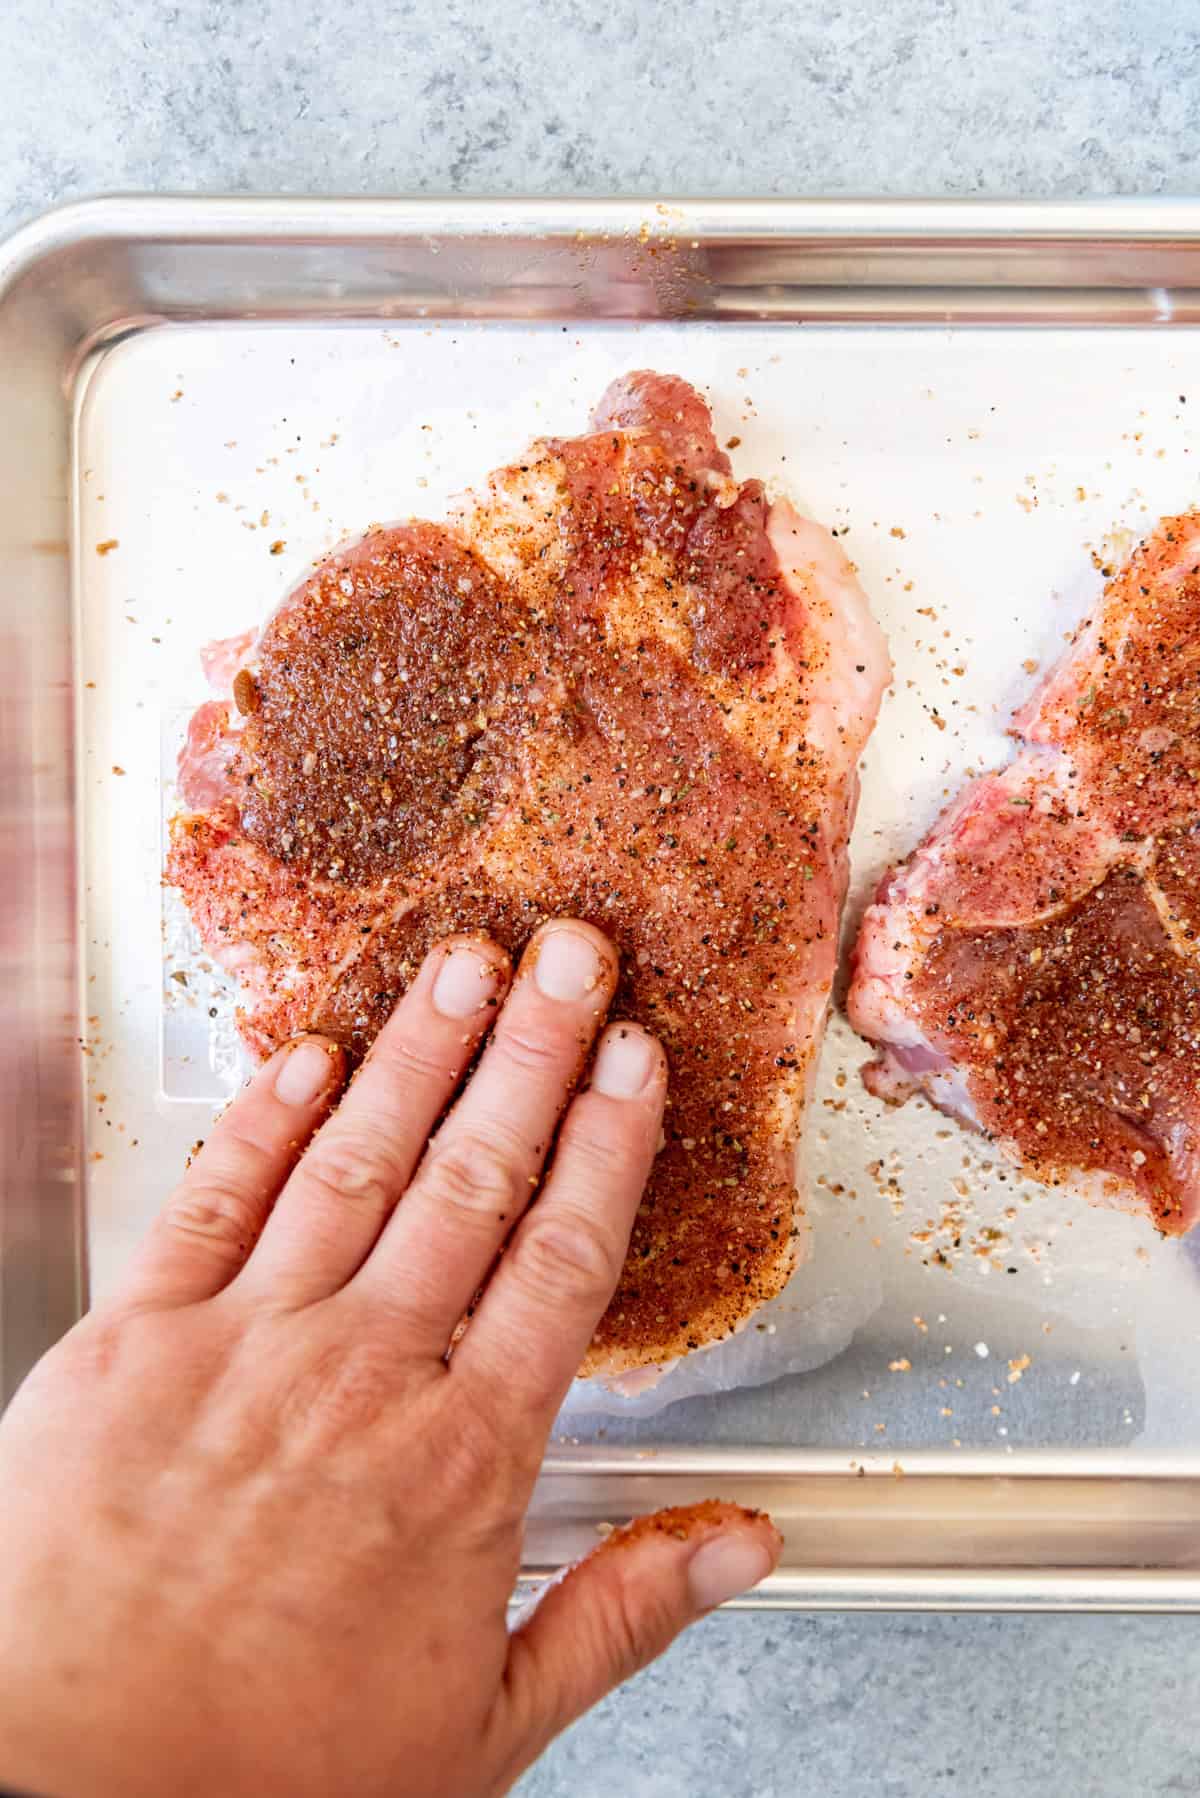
[849,513,1200,1235]
[169,373,888,1374]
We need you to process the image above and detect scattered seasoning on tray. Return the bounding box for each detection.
[95,539,119,556]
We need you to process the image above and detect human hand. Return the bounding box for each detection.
[0,921,780,1798]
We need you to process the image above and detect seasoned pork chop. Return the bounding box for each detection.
[849,513,1200,1235]
[169,373,888,1374]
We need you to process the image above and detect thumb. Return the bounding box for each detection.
[498,1501,780,1772]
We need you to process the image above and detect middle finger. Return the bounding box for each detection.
[354,919,617,1346]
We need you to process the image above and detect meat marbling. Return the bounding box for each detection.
[168,372,889,1375]
[848,512,1200,1236]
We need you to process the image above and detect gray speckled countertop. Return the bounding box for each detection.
[5,1,1200,1793]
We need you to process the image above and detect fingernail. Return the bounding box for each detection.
[533,927,605,1003]
[687,1533,775,1611]
[592,1025,658,1098]
[274,1040,336,1107]
[432,945,500,1019]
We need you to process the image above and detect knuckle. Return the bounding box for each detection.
[167,1180,263,1259]
[201,1124,277,1188]
[282,1337,396,1441]
[443,1393,534,1516]
[422,1130,519,1222]
[450,1398,509,1480]
[599,1572,670,1676]
[302,1131,405,1219]
[50,1311,130,1386]
[371,1031,456,1087]
[41,1304,184,1403]
[513,1207,620,1307]
[555,1110,638,1182]
[493,1019,575,1079]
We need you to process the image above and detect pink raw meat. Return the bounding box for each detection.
[168,373,889,1372]
[849,513,1200,1235]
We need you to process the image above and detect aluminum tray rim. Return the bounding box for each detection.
[7,190,1200,258]
[6,191,1200,1610]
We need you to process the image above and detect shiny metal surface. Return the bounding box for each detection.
[524,1448,1200,1611]
[5,195,1200,1609]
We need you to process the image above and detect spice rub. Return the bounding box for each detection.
[849,513,1200,1234]
[169,372,889,1373]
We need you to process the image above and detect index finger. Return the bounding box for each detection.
[453,1020,667,1427]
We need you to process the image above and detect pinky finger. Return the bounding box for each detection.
[120,1036,345,1310]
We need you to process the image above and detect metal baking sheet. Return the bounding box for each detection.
[6,196,1200,1610]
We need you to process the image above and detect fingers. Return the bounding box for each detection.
[498,1504,781,1780]
[354,921,618,1344]
[235,936,510,1308]
[451,1021,665,1424]
[120,1036,345,1308]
